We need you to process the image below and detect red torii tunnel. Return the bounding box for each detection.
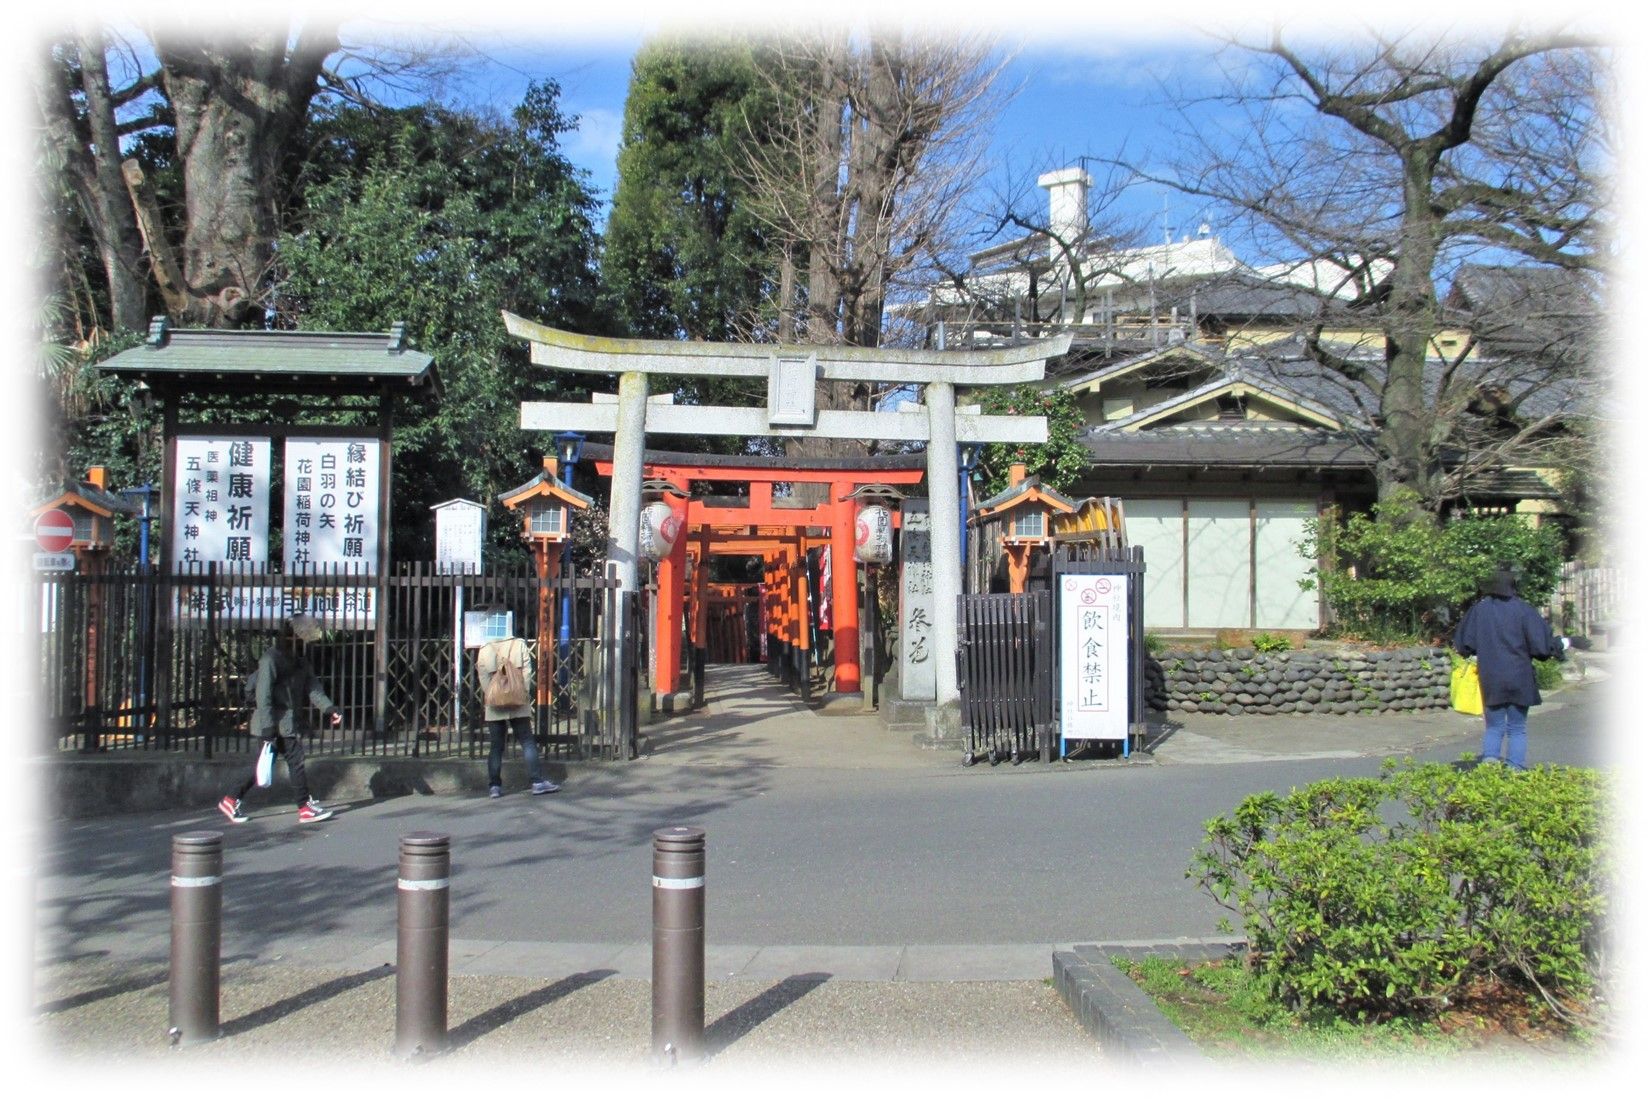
[586,445,926,699]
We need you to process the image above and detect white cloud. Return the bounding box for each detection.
[567,106,623,172]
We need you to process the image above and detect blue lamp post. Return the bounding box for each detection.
[958,444,982,586]
[117,483,158,728]
[553,432,584,704]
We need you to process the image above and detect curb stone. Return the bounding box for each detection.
[1052,941,1243,1066]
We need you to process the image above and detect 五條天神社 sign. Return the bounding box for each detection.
[171,436,271,570]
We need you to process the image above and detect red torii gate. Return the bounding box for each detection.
[589,447,926,699]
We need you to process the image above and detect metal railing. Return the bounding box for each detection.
[30,562,636,761]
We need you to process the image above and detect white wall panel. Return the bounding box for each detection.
[1186,500,1251,627]
[1124,498,1185,628]
[1254,500,1321,630]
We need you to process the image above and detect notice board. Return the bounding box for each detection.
[1058,572,1130,744]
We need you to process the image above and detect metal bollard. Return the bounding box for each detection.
[393,832,450,1057]
[651,826,706,1066]
[168,831,223,1046]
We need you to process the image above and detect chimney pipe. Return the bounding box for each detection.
[1009,463,1028,486]
[1037,167,1092,263]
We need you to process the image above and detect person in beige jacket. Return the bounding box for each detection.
[476,633,559,797]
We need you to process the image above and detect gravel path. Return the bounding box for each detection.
[32,956,1107,1077]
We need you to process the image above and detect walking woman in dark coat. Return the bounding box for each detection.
[1452,567,1565,768]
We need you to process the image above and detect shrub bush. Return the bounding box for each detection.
[1298,490,1565,643]
[1189,759,1609,1023]
[1251,632,1293,653]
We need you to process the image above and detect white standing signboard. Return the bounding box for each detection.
[433,499,486,574]
[172,436,271,569]
[284,438,380,572]
[898,500,935,701]
[1059,573,1131,745]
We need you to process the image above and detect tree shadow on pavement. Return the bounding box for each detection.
[704,972,829,1056]
[444,969,618,1051]
[35,966,167,1015]
[219,965,393,1037]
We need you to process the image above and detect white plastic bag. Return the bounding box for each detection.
[255,741,274,788]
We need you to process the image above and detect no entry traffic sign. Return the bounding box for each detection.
[35,508,75,553]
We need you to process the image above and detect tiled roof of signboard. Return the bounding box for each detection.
[98,318,439,394]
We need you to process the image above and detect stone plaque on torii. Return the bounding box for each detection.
[502,311,1069,736]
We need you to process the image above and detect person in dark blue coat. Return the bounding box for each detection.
[1452,567,1566,768]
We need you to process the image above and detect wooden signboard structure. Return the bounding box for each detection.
[502,312,1068,738]
[98,319,440,736]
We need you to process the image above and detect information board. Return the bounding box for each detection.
[1058,572,1131,743]
[283,438,380,571]
[171,436,271,569]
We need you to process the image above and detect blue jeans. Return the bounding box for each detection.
[1481,704,1530,768]
[486,716,544,788]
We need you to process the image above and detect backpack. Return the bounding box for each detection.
[484,639,530,709]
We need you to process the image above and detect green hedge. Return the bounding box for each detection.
[1189,760,1610,1022]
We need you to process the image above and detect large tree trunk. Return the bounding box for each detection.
[152,23,337,326]
[1375,156,1450,515]
[36,38,149,333]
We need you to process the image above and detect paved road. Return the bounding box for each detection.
[32,662,1618,979]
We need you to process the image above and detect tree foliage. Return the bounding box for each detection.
[604,41,778,343]
[276,86,607,563]
[1301,490,1566,643]
[973,385,1088,497]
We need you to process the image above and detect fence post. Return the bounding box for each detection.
[168,831,222,1046]
[651,826,706,1066]
[394,831,450,1057]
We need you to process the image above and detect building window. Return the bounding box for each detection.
[1011,512,1045,539]
[529,504,563,536]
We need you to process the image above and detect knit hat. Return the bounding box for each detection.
[289,614,325,643]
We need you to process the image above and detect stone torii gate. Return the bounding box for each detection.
[502,311,1069,738]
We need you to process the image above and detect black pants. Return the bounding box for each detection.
[234,735,311,808]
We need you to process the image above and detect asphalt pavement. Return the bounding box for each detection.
[25,655,1623,1079]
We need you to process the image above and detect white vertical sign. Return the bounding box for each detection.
[171,436,270,569]
[898,500,935,701]
[1059,573,1130,742]
[284,438,380,571]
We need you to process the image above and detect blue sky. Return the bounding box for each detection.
[436,30,1243,258]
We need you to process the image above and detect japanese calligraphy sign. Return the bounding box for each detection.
[171,436,271,570]
[898,499,935,701]
[283,438,380,572]
[1059,573,1131,743]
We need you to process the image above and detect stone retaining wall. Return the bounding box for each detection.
[1146,645,1452,716]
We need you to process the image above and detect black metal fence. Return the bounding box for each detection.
[31,562,637,762]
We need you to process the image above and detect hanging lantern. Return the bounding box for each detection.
[854,503,893,564]
[638,501,682,561]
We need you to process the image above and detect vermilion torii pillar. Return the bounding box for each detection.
[503,313,1068,738]
[591,451,922,700]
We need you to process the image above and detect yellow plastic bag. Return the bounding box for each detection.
[1450,657,1483,716]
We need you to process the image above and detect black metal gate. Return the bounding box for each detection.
[955,589,1055,765]
[29,563,637,762]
